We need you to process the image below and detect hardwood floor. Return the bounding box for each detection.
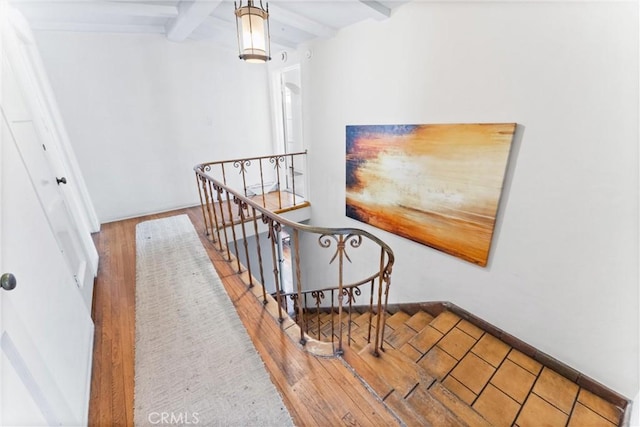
[88,206,397,426]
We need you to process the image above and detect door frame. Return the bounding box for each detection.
[272,64,304,156]
[270,63,307,198]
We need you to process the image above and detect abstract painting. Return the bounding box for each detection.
[346,123,516,266]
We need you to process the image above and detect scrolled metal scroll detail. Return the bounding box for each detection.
[269,156,285,170]
[318,234,338,249]
[341,286,362,305]
[318,233,363,264]
[233,159,251,174]
[310,290,325,306]
[233,196,250,215]
[263,216,282,240]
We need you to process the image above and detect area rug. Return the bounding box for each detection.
[134,215,293,426]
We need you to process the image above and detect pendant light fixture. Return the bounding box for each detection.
[234,0,271,63]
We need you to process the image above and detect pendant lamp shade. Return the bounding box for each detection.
[234,1,271,63]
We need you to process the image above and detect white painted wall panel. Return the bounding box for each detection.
[34,32,273,222]
[301,1,639,415]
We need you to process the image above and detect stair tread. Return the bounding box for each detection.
[319,319,337,335]
[347,336,365,352]
[340,346,394,400]
[429,311,462,334]
[358,343,434,399]
[319,311,336,323]
[428,382,493,427]
[405,310,435,332]
[386,311,412,330]
[408,324,444,354]
[306,311,373,344]
[352,311,374,328]
[406,383,468,427]
[399,343,423,362]
[351,322,392,344]
[386,324,419,349]
[349,325,374,345]
[384,391,431,427]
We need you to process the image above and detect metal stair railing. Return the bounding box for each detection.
[194,153,394,356]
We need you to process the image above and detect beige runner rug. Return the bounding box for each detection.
[134,214,293,426]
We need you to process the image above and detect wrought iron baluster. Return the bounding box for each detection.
[342,288,351,346]
[293,229,306,345]
[235,197,253,287]
[367,279,374,344]
[215,185,232,260]
[195,173,210,236]
[208,180,223,250]
[201,174,212,237]
[374,248,386,356]
[270,156,284,210]
[202,179,220,243]
[343,286,360,347]
[290,155,297,207]
[234,160,251,197]
[203,177,216,240]
[225,190,242,273]
[311,290,323,340]
[221,163,227,186]
[252,208,267,304]
[258,158,266,208]
[303,293,308,333]
[331,289,336,346]
[265,218,284,323]
[380,260,392,353]
[337,237,345,354]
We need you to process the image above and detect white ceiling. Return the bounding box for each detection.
[10,0,409,53]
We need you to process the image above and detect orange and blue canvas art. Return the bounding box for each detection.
[346,123,516,266]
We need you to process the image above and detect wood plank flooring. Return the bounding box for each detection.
[88,206,397,426]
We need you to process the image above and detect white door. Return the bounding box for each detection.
[0,103,94,426]
[8,117,90,295]
[2,25,94,310]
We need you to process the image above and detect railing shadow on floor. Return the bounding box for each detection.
[194,152,394,356]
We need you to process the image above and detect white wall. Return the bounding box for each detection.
[301,0,639,410]
[34,32,273,223]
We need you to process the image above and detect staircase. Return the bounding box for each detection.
[306,309,625,427]
[196,154,628,426]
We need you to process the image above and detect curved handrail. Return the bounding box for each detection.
[194,153,394,356]
[198,150,308,169]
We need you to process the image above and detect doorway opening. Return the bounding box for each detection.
[274,65,306,199]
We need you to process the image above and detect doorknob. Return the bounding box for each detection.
[1,273,17,291]
[56,177,67,185]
